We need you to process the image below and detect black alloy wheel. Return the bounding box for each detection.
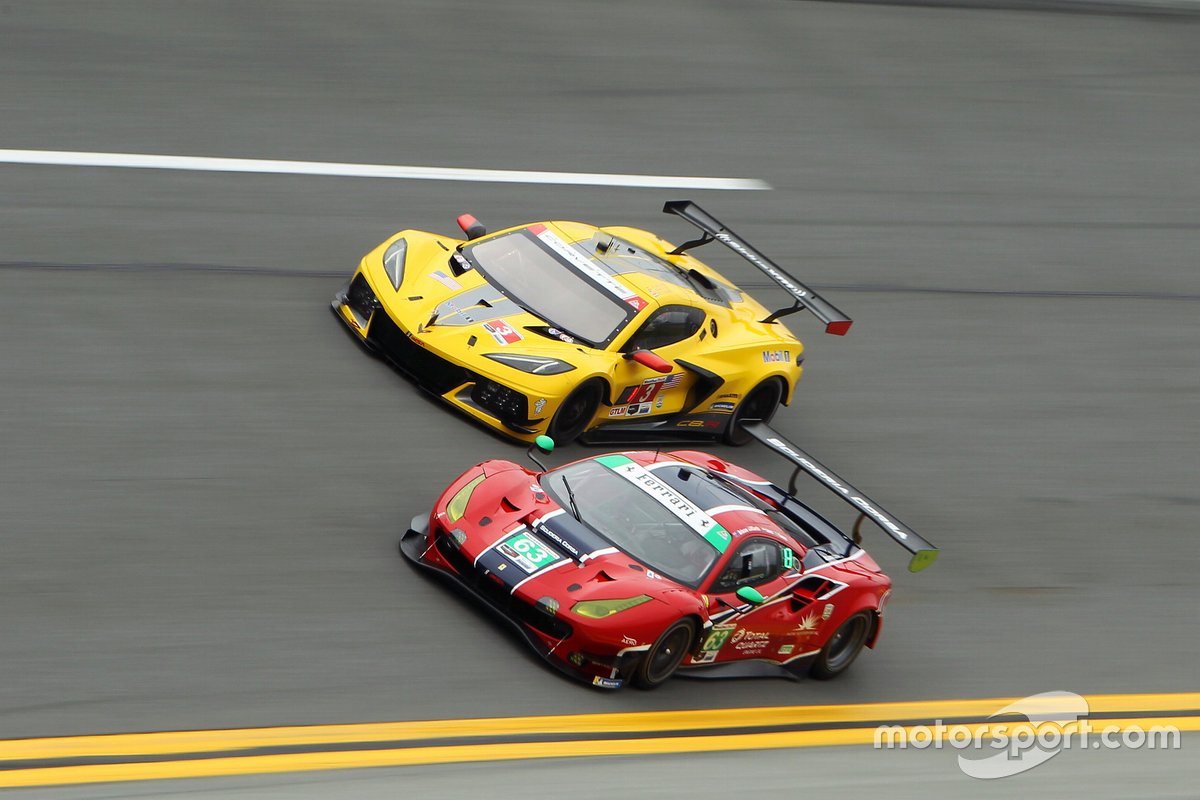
[724,378,784,445]
[546,381,604,444]
[633,619,696,689]
[809,612,872,680]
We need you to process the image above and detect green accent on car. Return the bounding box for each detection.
[702,524,731,553]
[782,547,795,569]
[909,549,939,573]
[535,435,555,453]
[595,454,632,469]
[445,474,486,522]
[736,586,766,605]
[571,595,653,619]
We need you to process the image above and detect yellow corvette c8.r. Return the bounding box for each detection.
[331,201,853,445]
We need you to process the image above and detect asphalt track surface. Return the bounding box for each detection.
[2,0,1198,795]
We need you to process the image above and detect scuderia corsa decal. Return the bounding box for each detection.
[595,455,731,552]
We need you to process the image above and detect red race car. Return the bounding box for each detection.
[400,422,938,689]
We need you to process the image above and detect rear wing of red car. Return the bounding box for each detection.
[741,421,938,572]
[662,200,853,335]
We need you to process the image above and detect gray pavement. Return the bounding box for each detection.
[1,0,1198,795]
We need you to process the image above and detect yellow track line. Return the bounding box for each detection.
[2,693,1197,762]
[0,716,1196,789]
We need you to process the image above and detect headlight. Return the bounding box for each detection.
[483,353,576,375]
[571,595,653,619]
[383,238,407,290]
[445,474,485,522]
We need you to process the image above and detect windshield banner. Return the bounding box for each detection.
[595,454,731,552]
[528,225,648,311]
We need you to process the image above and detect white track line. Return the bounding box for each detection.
[0,149,770,191]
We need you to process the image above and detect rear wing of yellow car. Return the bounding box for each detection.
[662,200,853,335]
[741,420,938,572]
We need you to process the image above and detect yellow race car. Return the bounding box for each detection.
[331,201,852,445]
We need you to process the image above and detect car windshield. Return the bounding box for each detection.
[539,459,721,587]
[464,229,637,346]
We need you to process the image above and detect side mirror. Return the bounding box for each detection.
[736,586,766,605]
[626,349,673,374]
[457,213,487,240]
[527,435,555,471]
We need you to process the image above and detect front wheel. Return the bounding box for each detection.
[724,378,784,445]
[632,619,696,689]
[809,612,873,680]
[546,381,604,445]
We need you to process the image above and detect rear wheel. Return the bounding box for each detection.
[724,378,785,445]
[632,619,696,689]
[546,381,604,444]
[809,612,872,680]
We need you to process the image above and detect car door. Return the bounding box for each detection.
[691,537,801,664]
[607,305,705,421]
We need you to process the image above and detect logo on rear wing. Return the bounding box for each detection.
[740,421,938,573]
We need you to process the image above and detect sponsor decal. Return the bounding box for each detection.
[533,398,546,415]
[729,629,770,652]
[629,402,653,417]
[592,676,623,689]
[762,349,791,363]
[718,392,740,399]
[546,327,575,344]
[822,603,835,620]
[733,525,774,537]
[655,397,664,410]
[483,319,522,346]
[778,644,795,655]
[713,231,808,299]
[536,525,579,558]
[608,406,627,418]
[430,270,462,291]
[498,531,562,574]
[438,298,474,324]
[767,437,910,541]
[529,225,647,311]
[710,401,736,413]
[795,613,822,635]
[676,419,721,428]
[569,652,585,666]
[621,635,638,646]
[595,455,732,552]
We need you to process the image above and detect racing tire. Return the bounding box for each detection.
[546,380,604,445]
[632,619,696,689]
[809,612,872,680]
[724,378,785,445]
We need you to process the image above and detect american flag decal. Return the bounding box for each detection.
[663,373,683,388]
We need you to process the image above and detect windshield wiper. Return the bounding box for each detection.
[560,474,583,522]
